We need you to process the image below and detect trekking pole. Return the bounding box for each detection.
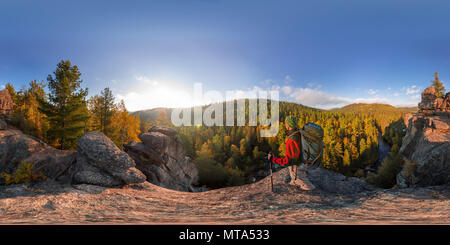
[268,152,274,193]
[294,164,298,181]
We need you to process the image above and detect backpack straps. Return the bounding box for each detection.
[287,130,301,139]
[303,141,323,166]
[297,128,323,167]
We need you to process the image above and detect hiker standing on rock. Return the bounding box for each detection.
[267,115,316,191]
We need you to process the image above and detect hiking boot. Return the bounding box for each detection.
[294,178,316,191]
[294,170,316,191]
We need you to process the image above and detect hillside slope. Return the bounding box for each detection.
[332,103,417,113]
[0,167,448,224]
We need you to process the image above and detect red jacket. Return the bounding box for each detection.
[272,136,301,166]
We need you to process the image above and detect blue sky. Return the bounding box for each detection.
[1,0,449,110]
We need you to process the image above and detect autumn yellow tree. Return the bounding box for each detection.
[110,100,141,149]
[8,80,49,140]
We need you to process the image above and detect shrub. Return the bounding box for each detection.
[0,161,46,185]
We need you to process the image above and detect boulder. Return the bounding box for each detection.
[25,148,76,180]
[0,130,47,173]
[70,132,146,187]
[0,89,13,116]
[148,126,177,137]
[0,129,75,180]
[124,126,198,192]
[307,168,375,194]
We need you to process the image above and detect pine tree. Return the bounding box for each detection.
[87,87,115,134]
[38,60,89,149]
[87,94,103,131]
[431,72,445,98]
[100,87,115,133]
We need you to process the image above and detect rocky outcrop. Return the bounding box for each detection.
[0,129,75,180]
[0,115,7,130]
[124,126,198,192]
[397,86,450,188]
[0,128,146,187]
[306,167,375,194]
[0,89,13,116]
[69,132,146,187]
[418,86,450,114]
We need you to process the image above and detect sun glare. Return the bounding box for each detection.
[117,81,195,111]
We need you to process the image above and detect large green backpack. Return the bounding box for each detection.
[298,122,324,169]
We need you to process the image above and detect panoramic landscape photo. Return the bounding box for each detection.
[0,0,449,225]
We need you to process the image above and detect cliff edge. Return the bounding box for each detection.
[397,86,450,187]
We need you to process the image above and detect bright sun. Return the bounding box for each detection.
[116,81,195,111]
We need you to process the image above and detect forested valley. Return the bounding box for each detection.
[135,101,414,189]
[3,60,414,190]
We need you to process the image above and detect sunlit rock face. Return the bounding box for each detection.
[124,126,198,192]
[0,129,76,182]
[0,90,13,116]
[398,87,450,188]
[418,86,450,114]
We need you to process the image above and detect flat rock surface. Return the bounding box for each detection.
[0,169,448,224]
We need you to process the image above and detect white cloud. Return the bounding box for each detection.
[136,75,158,86]
[354,97,388,104]
[406,85,420,95]
[115,75,424,111]
[281,86,292,95]
[0,84,4,89]
[410,94,420,100]
[285,87,352,109]
[306,82,322,89]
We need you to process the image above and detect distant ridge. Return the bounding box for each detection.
[331,103,417,113]
[132,101,418,126]
[131,99,321,124]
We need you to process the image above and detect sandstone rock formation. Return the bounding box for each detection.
[0,89,13,116]
[0,129,75,181]
[397,114,450,187]
[69,132,146,187]
[124,126,198,192]
[418,86,450,114]
[397,86,450,188]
